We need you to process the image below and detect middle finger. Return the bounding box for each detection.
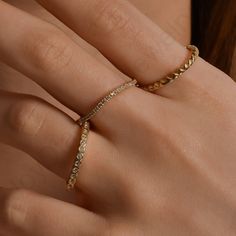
[0,1,151,130]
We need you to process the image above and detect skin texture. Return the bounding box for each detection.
[0,0,236,235]
[0,0,191,203]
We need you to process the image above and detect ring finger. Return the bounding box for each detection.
[0,91,124,208]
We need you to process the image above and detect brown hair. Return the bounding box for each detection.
[191,0,236,77]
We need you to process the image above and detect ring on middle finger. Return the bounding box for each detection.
[78,79,138,126]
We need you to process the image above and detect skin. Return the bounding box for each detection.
[0,0,236,235]
[0,0,191,201]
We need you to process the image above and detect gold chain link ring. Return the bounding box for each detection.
[141,45,199,93]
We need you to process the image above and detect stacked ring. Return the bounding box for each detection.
[78,79,138,125]
[141,45,199,93]
[67,79,137,189]
[67,121,90,190]
[66,45,199,190]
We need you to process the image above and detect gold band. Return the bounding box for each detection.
[141,45,199,93]
[67,121,90,190]
[78,79,138,125]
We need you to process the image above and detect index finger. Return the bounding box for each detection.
[0,1,144,126]
[36,0,191,95]
[36,0,230,102]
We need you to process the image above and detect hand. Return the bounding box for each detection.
[0,0,236,235]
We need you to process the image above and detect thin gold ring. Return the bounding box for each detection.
[78,79,138,125]
[141,45,199,93]
[67,121,90,190]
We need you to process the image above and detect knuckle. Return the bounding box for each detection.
[8,98,45,136]
[24,29,73,71]
[4,189,32,228]
[93,0,132,35]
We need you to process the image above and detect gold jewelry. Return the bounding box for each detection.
[78,79,138,125]
[67,121,90,190]
[141,45,199,93]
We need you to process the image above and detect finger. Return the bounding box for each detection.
[0,91,82,179]
[0,188,107,236]
[36,0,194,97]
[0,91,126,205]
[0,1,145,127]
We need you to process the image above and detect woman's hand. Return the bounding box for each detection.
[0,0,236,235]
[0,0,190,199]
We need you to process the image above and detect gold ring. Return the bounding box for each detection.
[67,121,90,190]
[78,79,138,125]
[141,45,199,93]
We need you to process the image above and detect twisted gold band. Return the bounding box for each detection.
[78,79,138,125]
[67,121,90,190]
[141,45,199,93]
